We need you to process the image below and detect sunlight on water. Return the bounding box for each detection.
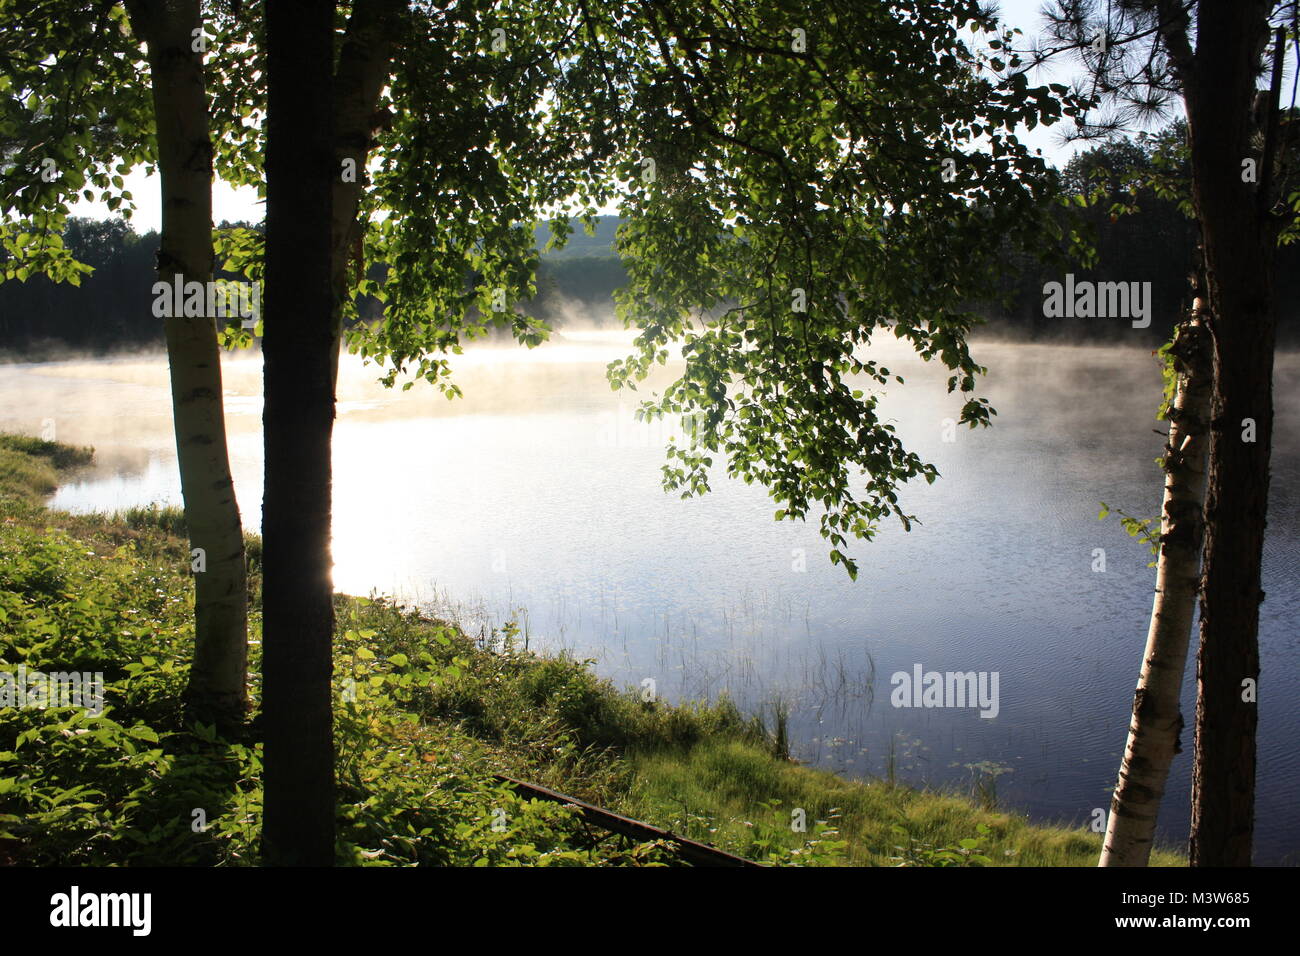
[3,332,1298,862]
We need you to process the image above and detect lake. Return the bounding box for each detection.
[3,330,1297,864]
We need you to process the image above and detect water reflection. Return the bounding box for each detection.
[2,331,1297,863]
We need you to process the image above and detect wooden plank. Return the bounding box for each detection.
[493,773,763,868]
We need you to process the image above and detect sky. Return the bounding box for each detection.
[66,1,1133,233]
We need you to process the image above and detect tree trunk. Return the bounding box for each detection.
[125,0,249,731]
[329,0,403,386]
[1183,1,1276,867]
[1100,308,1212,867]
[261,0,337,867]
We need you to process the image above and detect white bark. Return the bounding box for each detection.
[126,0,249,727]
[1099,306,1212,866]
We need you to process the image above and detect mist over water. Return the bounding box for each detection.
[4,329,1297,864]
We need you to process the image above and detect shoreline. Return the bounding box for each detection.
[0,434,1186,866]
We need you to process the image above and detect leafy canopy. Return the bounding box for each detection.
[1,0,1088,576]
[588,0,1085,575]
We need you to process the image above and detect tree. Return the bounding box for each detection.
[1180,5,1293,869]
[577,0,1084,579]
[125,0,250,731]
[217,0,1080,861]
[325,0,404,382]
[260,0,336,867]
[0,216,163,349]
[1064,123,1216,867]
[0,0,251,730]
[1100,300,1212,867]
[1035,0,1299,865]
[1057,127,1198,333]
[7,1,1091,863]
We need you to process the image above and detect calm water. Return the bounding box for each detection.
[3,332,1297,864]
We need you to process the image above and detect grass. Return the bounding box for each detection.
[116,502,189,538]
[0,433,1186,866]
[0,434,92,502]
[625,740,1182,865]
[112,503,262,571]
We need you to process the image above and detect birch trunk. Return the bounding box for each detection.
[329,0,402,386]
[1100,308,1212,867]
[126,0,249,730]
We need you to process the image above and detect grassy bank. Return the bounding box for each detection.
[0,435,1183,866]
[0,434,93,502]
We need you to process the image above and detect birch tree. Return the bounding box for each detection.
[125,0,250,730]
[0,0,250,729]
[1101,302,1212,866]
[1034,0,1300,865]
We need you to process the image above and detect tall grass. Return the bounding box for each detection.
[112,502,262,571]
[116,502,189,537]
[625,740,1185,866]
[0,434,92,501]
[0,433,93,470]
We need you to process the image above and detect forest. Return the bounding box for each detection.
[6,134,1300,353]
[0,0,1296,930]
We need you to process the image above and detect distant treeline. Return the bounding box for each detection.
[0,218,163,351]
[3,135,1298,353]
[974,130,1298,344]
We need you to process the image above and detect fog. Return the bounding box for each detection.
[4,328,1298,863]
